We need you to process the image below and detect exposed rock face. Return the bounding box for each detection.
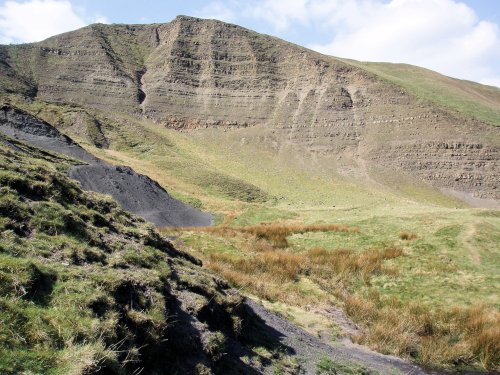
[371,141,499,200]
[1,16,499,204]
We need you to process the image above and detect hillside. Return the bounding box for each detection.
[343,60,500,126]
[0,105,212,227]
[0,128,440,375]
[0,15,499,374]
[0,15,498,206]
[0,133,311,374]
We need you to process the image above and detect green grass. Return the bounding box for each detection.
[165,180,499,371]
[0,139,167,373]
[0,136,264,374]
[232,206,297,226]
[15,96,496,318]
[172,206,499,369]
[316,357,376,375]
[286,209,500,309]
[2,99,499,371]
[341,60,500,126]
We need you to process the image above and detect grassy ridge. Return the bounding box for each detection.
[342,60,500,126]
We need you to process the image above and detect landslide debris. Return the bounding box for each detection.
[0,105,213,227]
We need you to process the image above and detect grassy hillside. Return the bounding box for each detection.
[102,120,500,371]
[0,135,301,374]
[342,59,500,126]
[1,17,499,374]
[3,95,499,371]
[2,54,499,372]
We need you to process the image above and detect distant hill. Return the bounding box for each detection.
[1,15,498,207]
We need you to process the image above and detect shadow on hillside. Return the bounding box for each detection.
[156,266,296,374]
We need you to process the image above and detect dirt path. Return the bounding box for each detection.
[462,223,481,265]
[245,299,433,375]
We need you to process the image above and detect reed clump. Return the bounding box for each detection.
[162,223,359,248]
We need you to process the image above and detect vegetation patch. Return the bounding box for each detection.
[0,137,282,374]
[346,295,500,370]
[172,213,499,371]
[231,207,297,226]
[399,231,417,240]
[316,357,375,375]
[163,223,359,248]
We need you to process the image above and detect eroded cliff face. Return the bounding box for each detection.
[1,16,498,204]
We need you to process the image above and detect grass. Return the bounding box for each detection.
[231,206,297,226]
[0,136,269,374]
[399,231,417,240]
[341,59,500,126]
[163,223,358,248]
[345,295,500,369]
[3,99,499,371]
[170,209,500,370]
[316,357,375,375]
[203,245,403,304]
[0,139,168,373]
[62,108,499,371]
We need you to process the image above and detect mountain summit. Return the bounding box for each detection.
[1,15,499,206]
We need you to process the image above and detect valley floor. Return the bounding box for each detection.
[2,100,498,373]
[245,298,434,375]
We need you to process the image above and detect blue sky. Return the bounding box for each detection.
[0,0,499,87]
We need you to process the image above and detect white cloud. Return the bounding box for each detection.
[196,1,236,23]
[0,0,93,44]
[248,0,311,30]
[93,15,109,24]
[480,77,500,88]
[214,0,500,86]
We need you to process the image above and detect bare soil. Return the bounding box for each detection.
[0,106,212,227]
[245,299,432,375]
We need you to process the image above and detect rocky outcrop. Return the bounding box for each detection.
[370,141,499,200]
[1,16,499,205]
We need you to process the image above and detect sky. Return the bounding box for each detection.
[0,0,499,87]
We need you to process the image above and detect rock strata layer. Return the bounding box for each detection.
[0,16,498,204]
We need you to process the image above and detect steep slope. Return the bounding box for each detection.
[0,16,498,206]
[0,105,212,226]
[0,17,499,374]
[0,24,159,113]
[0,136,249,374]
[344,60,500,126]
